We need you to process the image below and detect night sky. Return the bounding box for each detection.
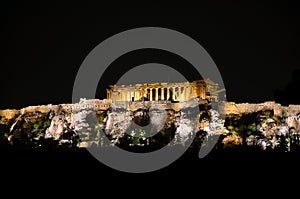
[1,2,300,109]
[2,2,300,189]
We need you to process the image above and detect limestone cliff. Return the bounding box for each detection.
[1,99,300,151]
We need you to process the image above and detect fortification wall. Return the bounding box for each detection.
[2,100,300,124]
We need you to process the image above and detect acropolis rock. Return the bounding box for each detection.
[1,79,300,150]
[0,99,299,144]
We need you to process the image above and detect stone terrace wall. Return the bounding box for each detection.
[2,100,300,123]
[225,101,300,116]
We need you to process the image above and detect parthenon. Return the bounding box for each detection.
[106,79,224,102]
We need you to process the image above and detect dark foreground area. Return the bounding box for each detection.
[1,147,300,198]
[1,147,299,184]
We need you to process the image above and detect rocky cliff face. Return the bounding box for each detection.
[1,99,300,151]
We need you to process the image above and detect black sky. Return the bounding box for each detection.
[1,2,300,109]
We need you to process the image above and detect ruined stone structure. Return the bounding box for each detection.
[106,79,224,102]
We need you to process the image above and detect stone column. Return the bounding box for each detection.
[131,91,134,101]
[129,91,131,101]
[166,87,170,100]
[199,85,204,99]
[155,88,159,101]
[126,91,130,101]
[185,87,189,101]
[195,85,199,98]
[120,92,123,101]
[179,87,184,102]
[191,86,196,98]
[134,90,136,100]
[119,92,123,101]
[129,91,132,101]
[144,88,147,98]
[134,90,139,101]
[194,86,198,98]
[172,87,175,101]
[161,88,164,100]
[182,87,186,101]
[202,85,206,99]
[111,94,114,101]
[136,90,140,101]
[118,92,121,101]
[150,88,153,101]
[126,91,129,101]
[113,92,117,101]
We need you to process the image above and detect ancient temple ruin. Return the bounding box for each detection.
[106,79,224,102]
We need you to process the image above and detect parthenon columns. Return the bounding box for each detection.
[200,85,206,99]
[114,86,195,102]
[135,90,140,101]
[172,87,175,101]
[179,87,184,102]
[127,92,131,101]
[144,89,147,98]
[166,88,170,100]
[149,88,153,101]
[155,88,159,101]
[185,86,190,101]
[106,79,216,102]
